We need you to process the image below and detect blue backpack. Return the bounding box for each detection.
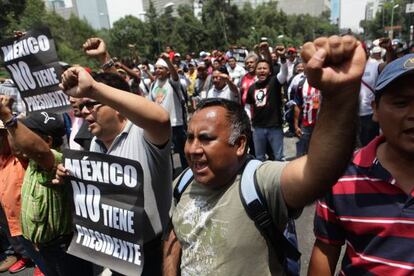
[174,159,301,276]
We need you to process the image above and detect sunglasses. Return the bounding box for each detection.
[79,101,102,111]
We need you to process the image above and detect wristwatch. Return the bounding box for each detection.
[4,115,18,128]
[101,59,115,70]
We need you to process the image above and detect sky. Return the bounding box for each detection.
[64,0,144,26]
[340,0,370,33]
[64,0,370,33]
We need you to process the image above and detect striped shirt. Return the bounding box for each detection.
[293,79,320,127]
[314,136,414,275]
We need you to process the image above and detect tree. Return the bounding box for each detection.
[0,0,27,40]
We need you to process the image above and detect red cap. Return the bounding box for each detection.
[287,47,297,53]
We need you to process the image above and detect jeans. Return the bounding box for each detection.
[38,235,93,276]
[172,125,188,170]
[296,125,314,157]
[253,127,284,161]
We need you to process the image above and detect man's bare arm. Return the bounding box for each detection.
[163,229,181,276]
[281,35,366,209]
[60,67,171,146]
[0,96,54,170]
[308,240,342,276]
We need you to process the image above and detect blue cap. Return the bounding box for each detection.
[375,54,414,93]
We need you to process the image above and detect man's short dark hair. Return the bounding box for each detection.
[93,72,131,92]
[195,98,252,149]
[255,58,271,69]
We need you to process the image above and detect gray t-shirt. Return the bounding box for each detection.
[90,121,172,242]
[172,161,294,276]
[150,78,183,127]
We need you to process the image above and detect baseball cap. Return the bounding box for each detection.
[174,53,181,57]
[371,46,382,54]
[199,51,208,57]
[21,112,66,139]
[287,47,297,53]
[374,54,414,93]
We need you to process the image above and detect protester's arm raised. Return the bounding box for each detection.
[280,35,366,209]
[60,67,171,146]
[0,96,55,170]
[83,37,117,74]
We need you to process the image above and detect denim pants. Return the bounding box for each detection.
[296,125,314,157]
[253,127,284,161]
[172,125,188,169]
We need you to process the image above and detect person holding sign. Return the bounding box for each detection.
[0,96,92,276]
[163,35,366,275]
[58,48,172,275]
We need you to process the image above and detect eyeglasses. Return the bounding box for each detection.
[79,101,102,111]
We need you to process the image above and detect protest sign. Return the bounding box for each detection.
[63,149,145,276]
[0,27,70,113]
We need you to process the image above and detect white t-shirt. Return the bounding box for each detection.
[227,64,246,87]
[359,59,380,116]
[150,78,184,127]
[206,84,238,102]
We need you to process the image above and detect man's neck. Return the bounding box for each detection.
[377,142,414,194]
[100,120,128,150]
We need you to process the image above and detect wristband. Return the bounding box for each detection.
[101,59,115,70]
[4,115,18,129]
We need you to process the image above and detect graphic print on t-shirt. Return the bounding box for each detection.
[254,87,268,107]
[154,86,167,104]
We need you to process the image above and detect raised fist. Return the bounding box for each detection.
[301,35,366,96]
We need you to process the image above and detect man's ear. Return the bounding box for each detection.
[46,135,53,147]
[371,100,379,122]
[235,135,248,157]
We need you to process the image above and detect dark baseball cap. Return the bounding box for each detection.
[375,54,414,94]
[21,112,66,138]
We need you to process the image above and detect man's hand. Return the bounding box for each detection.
[276,45,286,57]
[0,96,14,122]
[219,73,230,81]
[160,52,170,60]
[52,164,69,185]
[295,127,303,138]
[379,37,392,50]
[259,41,269,52]
[301,35,366,96]
[60,67,95,98]
[83,37,108,60]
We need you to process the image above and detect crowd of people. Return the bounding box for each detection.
[0,30,413,276]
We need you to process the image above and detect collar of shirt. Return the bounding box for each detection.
[95,120,133,153]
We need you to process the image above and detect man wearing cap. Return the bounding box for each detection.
[309,54,414,275]
[286,47,299,81]
[194,62,213,100]
[0,96,92,275]
[206,66,240,102]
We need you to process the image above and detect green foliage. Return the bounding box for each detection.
[362,0,413,41]
[1,0,341,66]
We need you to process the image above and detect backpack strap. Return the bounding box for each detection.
[240,160,301,266]
[173,167,194,202]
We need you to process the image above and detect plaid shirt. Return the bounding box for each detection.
[20,150,72,244]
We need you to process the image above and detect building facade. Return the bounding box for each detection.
[143,0,193,14]
[73,0,110,29]
[230,0,330,16]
